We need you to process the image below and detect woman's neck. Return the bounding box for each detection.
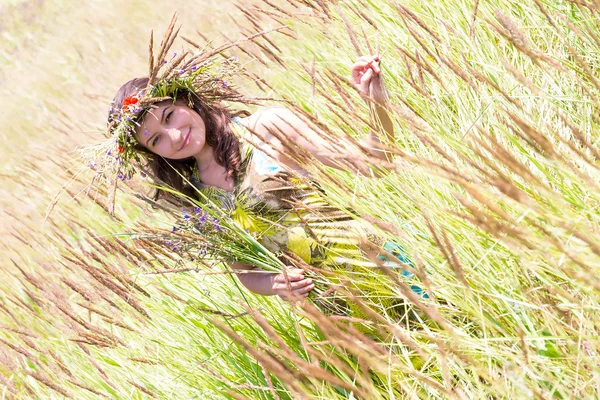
[193,145,215,170]
[194,147,234,192]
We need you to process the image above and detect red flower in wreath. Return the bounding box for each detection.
[117,146,124,154]
[123,95,139,107]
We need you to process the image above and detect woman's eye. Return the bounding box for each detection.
[152,135,161,147]
[166,111,173,123]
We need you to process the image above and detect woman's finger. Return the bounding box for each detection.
[351,63,369,81]
[360,68,373,87]
[294,282,315,294]
[276,286,312,301]
[370,60,380,74]
[275,278,312,290]
[352,60,370,68]
[289,268,306,276]
[352,57,379,72]
[363,59,380,74]
[355,55,378,63]
[275,272,304,283]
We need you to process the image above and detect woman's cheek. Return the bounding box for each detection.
[154,142,168,157]
[161,143,172,157]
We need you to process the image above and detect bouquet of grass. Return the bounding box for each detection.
[134,186,287,273]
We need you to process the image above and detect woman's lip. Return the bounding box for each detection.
[179,128,191,151]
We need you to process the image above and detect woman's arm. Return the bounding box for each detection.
[352,55,395,163]
[246,107,366,172]
[246,56,395,176]
[229,261,314,300]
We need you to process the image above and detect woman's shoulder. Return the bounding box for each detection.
[238,106,288,132]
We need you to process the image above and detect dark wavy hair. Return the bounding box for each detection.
[110,77,248,200]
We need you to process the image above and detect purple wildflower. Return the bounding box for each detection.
[213,217,221,232]
[194,207,201,214]
[191,65,197,71]
[172,226,178,232]
[140,172,147,178]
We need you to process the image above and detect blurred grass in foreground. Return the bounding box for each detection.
[2,0,600,398]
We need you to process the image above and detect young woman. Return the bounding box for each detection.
[105,50,406,302]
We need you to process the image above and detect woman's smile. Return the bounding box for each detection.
[179,127,191,151]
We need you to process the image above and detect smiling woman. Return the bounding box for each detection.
[109,76,245,199]
[94,18,418,304]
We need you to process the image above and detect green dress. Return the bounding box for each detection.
[194,118,422,315]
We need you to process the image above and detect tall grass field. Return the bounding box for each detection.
[1,0,600,398]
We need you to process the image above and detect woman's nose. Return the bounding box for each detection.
[167,127,182,141]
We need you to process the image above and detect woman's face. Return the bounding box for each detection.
[135,100,207,159]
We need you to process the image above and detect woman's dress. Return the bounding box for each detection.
[195,118,423,316]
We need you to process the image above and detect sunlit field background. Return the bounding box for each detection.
[2,0,600,398]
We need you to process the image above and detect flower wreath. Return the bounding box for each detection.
[80,15,283,213]
[97,54,242,183]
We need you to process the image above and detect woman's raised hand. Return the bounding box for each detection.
[270,268,315,302]
[351,55,387,104]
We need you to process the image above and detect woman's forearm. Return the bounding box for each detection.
[238,268,277,296]
[362,102,395,164]
[351,55,395,164]
[230,262,276,295]
[370,103,394,144]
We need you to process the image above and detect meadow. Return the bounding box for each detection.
[1,0,600,398]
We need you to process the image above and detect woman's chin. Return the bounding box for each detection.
[164,152,196,161]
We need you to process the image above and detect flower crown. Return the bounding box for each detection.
[95,55,242,183]
[84,59,243,183]
[80,15,286,214]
